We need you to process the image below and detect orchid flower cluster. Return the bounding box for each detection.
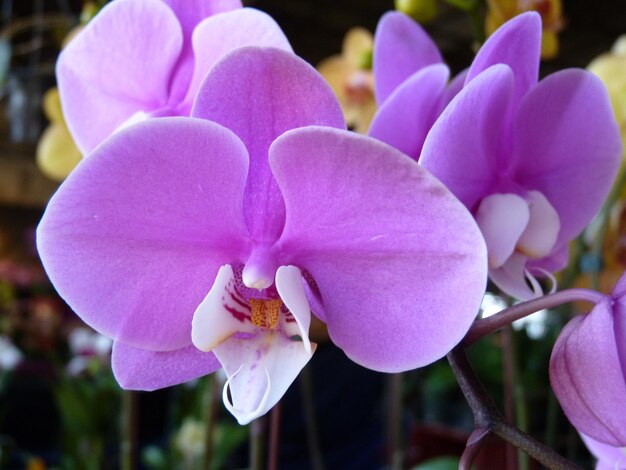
[36,0,625,464]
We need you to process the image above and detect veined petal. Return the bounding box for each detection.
[181,9,292,113]
[215,332,316,424]
[192,47,345,244]
[57,0,183,154]
[550,299,626,446]
[270,127,487,372]
[373,12,443,104]
[192,265,256,352]
[512,69,622,249]
[466,12,541,110]
[421,65,514,210]
[37,118,251,351]
[112,342,220,391]
[475,193,529,269]
[275,265,313,355]
[368,64,449,161]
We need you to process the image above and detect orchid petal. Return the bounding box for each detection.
[489,252,542,300]
[526,243,569,273]
[368,64,448,161]
[37,119,251,351]
[444,68,469,105]
[192,265,256,352]
[275,265,313,354]
[580,433,626,470]
[57,0,183,154]
[550,298,626,446]
[512,69,622,249]
[181,9,292,113]
[373,12,443,104]
[112,342,220,391]
[516,191,560,259]
[270,126,487,372]
[215,332,316,425]
[475,193,529,269]
[192,47,345,245]
[466,12,541,110]
[421,65,514,210]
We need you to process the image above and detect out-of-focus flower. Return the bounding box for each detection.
[550,274,626,446]
[174,419,205,462]
[580,433,626,470]
[66,327,113,376]
[485,0,564,59]
[38,47,487,424]
[58,0,291,154]
[317,28,376,134]
[588,36,626,147]
[36,87,82,181]
[0,335,22,371]
[419,15,621,299]
[395,0,438,24]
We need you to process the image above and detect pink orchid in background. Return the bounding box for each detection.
[418,21,621,299]
[550,274,626,447]
[580,433,626,470]
[369,12,543,161]
[38,46,488,424]
[57,0,291,154]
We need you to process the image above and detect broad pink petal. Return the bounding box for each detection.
[466,12,541,110]
[180,9,292,114]
[444,68,468,105]
[270,127,487,372]
[368,64,448,161]
[512,69,622,249]
[112,342,220,391]
[192,265,255,352]
[215,332,316,424]
[192,47,345,245]
[581,433,626,470]
[57,0,183,154]
[475,193,529,269]
[373,12,443,104]
[162,0,241,39]
[550,299,626,446]
[37,118,251,351]
[421,65,514,211]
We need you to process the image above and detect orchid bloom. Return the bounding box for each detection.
[369,12,542,160]
[580,433,626,470]
[57,0,291,154]
[38,47,488,424]
[550,274,626,447]
[418,17,622,299]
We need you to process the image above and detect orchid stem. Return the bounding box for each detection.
[267,402,282,470]
[464,288,603,345]
[120,391,138,470]
[202,375,220,470]
[502,326,519,470]
[249,417,265,470]
[447,347,582,470]
[299,366,326,470]
[459,428,490,470]
[387,373,403,470]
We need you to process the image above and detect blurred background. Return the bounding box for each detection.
[1,0,626,469]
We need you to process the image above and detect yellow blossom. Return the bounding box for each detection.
[485,0,563,60]
[317,28,377,134]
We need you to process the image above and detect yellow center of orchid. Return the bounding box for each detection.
[250,299,282,330]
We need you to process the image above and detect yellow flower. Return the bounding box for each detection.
[36,87,82,182]
[395,0,438,24]
[317,28,377,134]
[485,0,563,60]
[588,36,626,150]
